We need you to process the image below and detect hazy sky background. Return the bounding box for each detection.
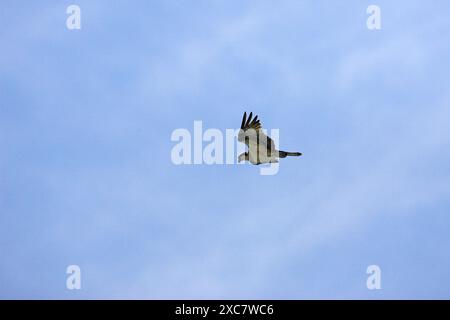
[1,0,449,299]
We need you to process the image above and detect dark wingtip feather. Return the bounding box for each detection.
[245,112,253,127]
[241,112,247,129]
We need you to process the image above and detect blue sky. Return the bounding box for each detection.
[1,0,449,299]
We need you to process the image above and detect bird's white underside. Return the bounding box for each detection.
[248,144,279,165]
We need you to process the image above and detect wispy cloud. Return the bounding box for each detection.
[1,0,449,299]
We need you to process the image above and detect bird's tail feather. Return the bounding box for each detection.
[279,151,302,158]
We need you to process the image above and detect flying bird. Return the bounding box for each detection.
[238,112,302,165]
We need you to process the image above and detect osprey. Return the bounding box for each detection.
[238,112,302,165]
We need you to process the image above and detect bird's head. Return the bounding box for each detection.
[238,152,248,163]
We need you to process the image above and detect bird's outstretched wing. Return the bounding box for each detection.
[239,112,275,152]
